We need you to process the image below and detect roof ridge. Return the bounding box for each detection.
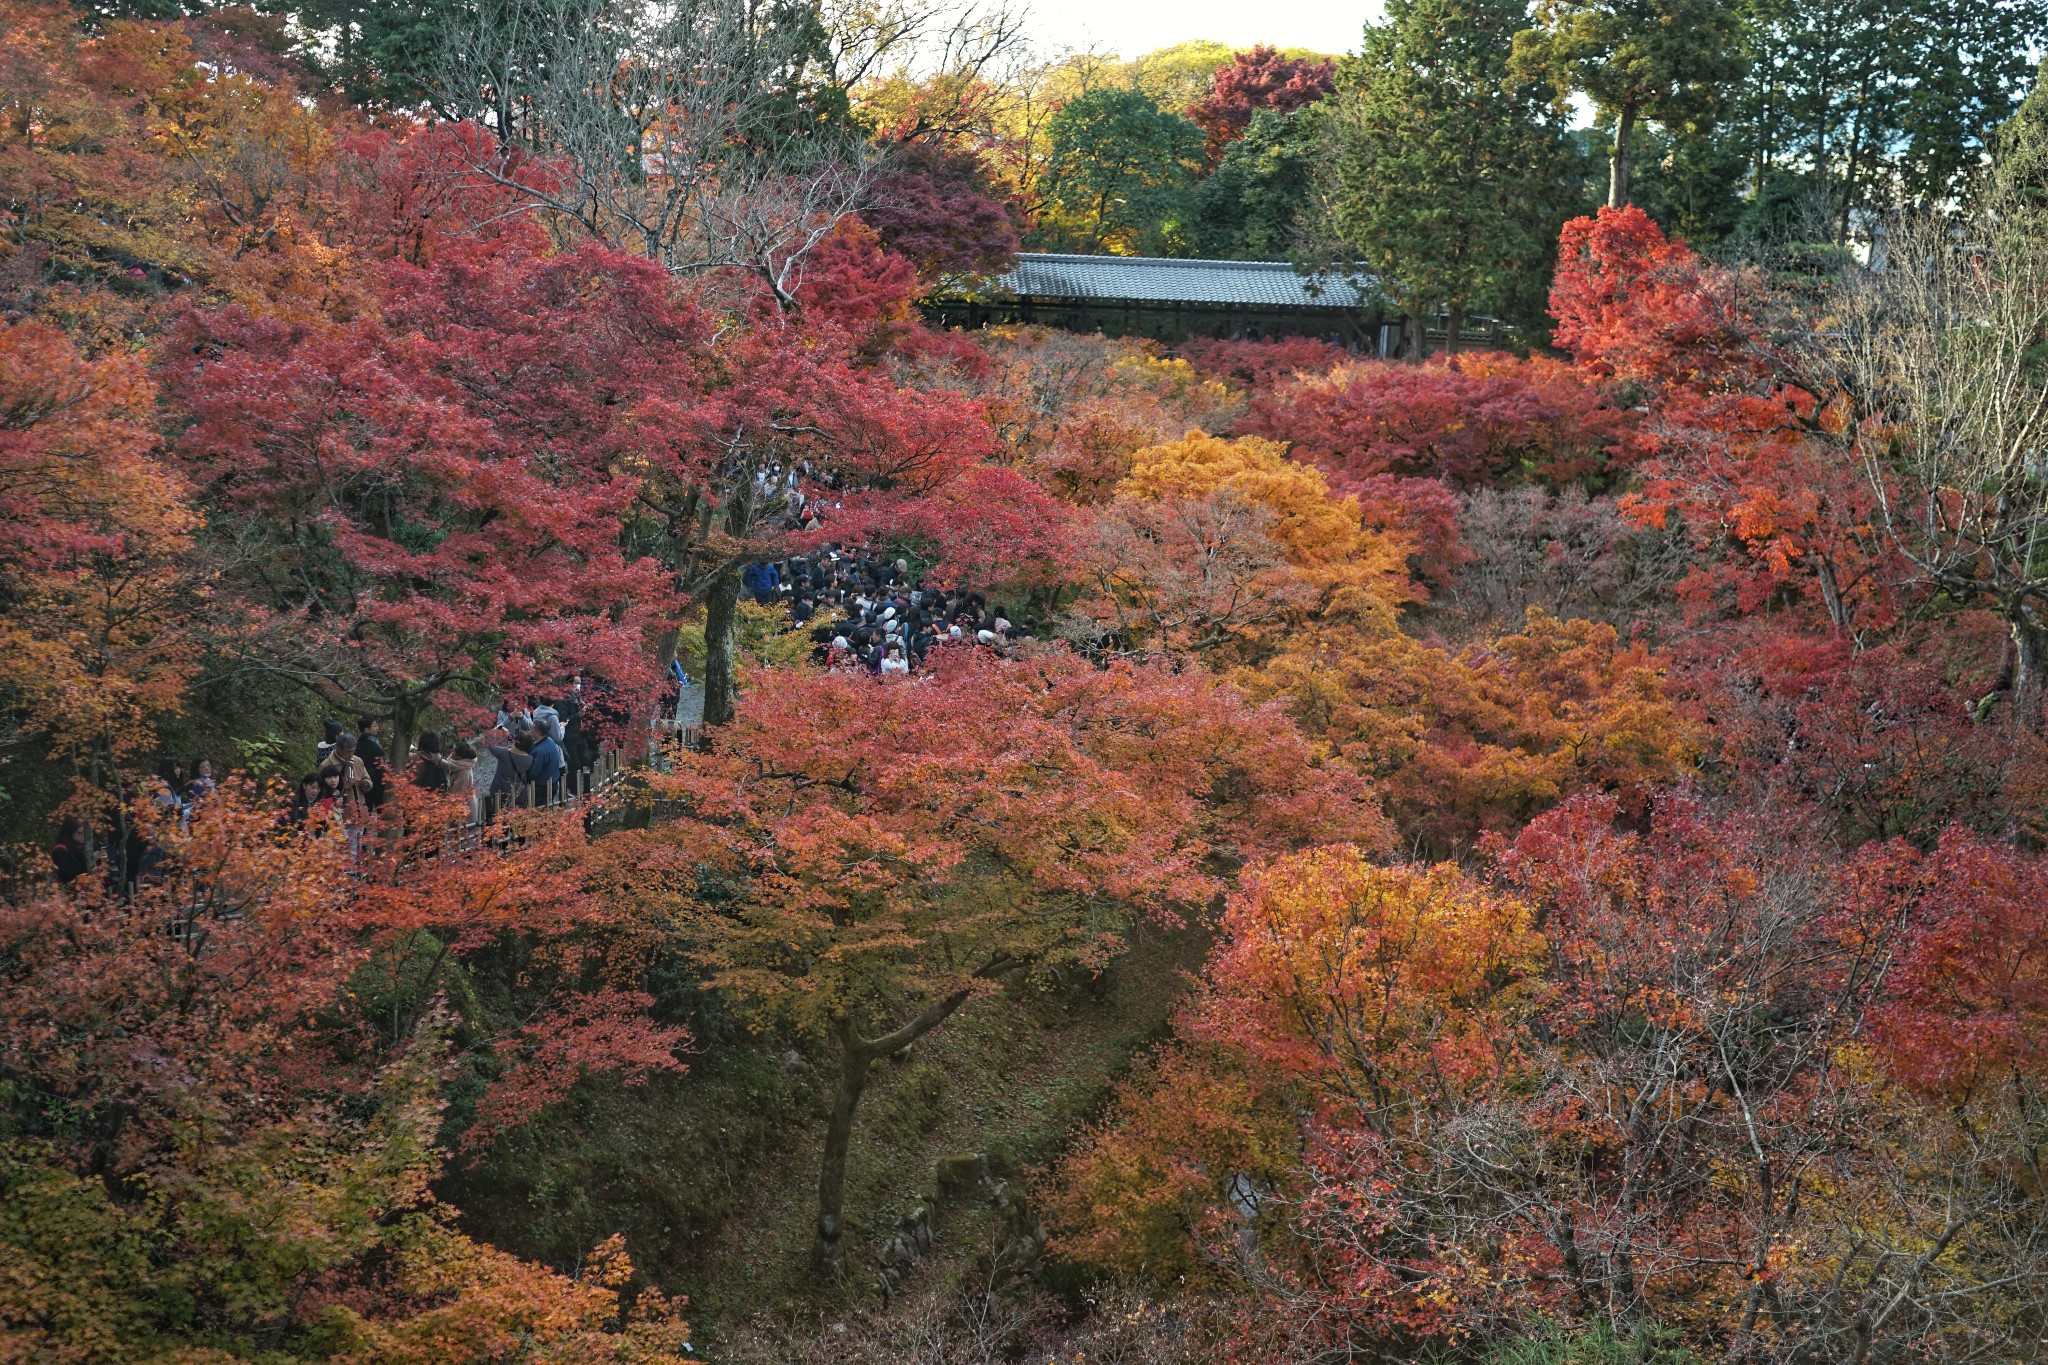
[980,255,1377,308]
[1017,252,1309,271]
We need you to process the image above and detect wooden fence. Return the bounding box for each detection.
[443,745,634,855]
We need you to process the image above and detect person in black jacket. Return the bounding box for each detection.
[411,730,449,790]
[355,715,389,809]
[487,727,536,807]
[51,818,90,885]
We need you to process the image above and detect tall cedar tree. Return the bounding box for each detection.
[1734,0,2047,237]
[1514,0,1747,207]
[1322,0,1578,347]
[1192,108,1323,259]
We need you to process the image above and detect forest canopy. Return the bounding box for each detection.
[4,0,2048,1360]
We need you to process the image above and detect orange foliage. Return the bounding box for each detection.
[635,649,1388,1043]
[1196,848,1540,1112]
[1246,608,1698,849]
[969,328,1244,503]
[1041,1044,1295,1287]
[0,320,201,795]
[1080,431,1415,662]
[0,787,687,1362]
[1051,848,1542,1337]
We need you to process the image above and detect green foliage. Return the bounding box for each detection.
[0,1145,166,1357]
[1320,0,1579,322]
[233,730,298,787]
[1479,1321,1705,1364]
[675,600,813,679]
[1731,0,2046,232]
[1514,0,1747,206]
[1193,108,1321,259]
[1621,122,1750,245]
[1996,57,2048,203]
[0,1047,446,1362]
[299,0,479,109]
[445,1049,813,1289]
[1037,88,1205,255]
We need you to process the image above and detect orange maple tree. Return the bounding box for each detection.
[603,648,1387,1276]
[0,320,202,809]
[0,787,690,1362]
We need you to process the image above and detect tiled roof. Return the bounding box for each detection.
[987,253,1376,308]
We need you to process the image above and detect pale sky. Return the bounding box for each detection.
[1019,0,1379,60]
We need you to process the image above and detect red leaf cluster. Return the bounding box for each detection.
[1187,45,1336,162]
[1243,353,1637,489]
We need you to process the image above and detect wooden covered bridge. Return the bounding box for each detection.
[926,253,1506,355]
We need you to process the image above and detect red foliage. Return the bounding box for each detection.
[0,792,359,1173]
[1680,615,2048,844]
[349,786,690,1149]
[792,217,922,351]
[1187,45,1336,162]
[1852,831,2048,1101]
[676,649,1392,909]
[859,141,1019,280]
[806,461,1081,589]
[333,122,567,269]
[1177,335,1347,391]
[168,239,693,725]
[1275,1121,1567,1352]
[0,783,692,1360]
[1625,388,1894,634]
[1549,205,1769,393]
[1345,473,1471,589]
[1243,353,1636,489]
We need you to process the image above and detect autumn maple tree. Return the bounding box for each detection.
[1054,844,1545,1346]
[166,237,679,747]
[1242,351,1636,490]
[0,321,202,815]
[605,649,1385,1276]
[7,0,2048,1350]
[1078,430,1415,663]
[1186,45,1335,163]
[1057,793,2048,1360]
[0,787,691,1362]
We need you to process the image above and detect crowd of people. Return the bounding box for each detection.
[749,543,1043,676]
[283,685,618,840]
[49,680,627,892]
[46,543,1025,888]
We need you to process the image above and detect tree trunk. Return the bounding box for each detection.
[810,960,1019,1277]
[391,692,423,766]
[2012,613,2046,726]
[700,566,742,729]
[1608,104,1637,208]
[1815,554,1851,634]
[1444,305,1465,355]
[813,1027,873,1279]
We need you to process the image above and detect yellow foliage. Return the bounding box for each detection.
[1079,432,1416,662]
[1240,607,1700,850]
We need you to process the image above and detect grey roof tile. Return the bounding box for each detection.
[988,253,1376,309]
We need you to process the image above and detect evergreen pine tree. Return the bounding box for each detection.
[1514,0,1747,208]
[1320,0,1579,349]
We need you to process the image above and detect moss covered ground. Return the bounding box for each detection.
[444,919,1210,1350]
